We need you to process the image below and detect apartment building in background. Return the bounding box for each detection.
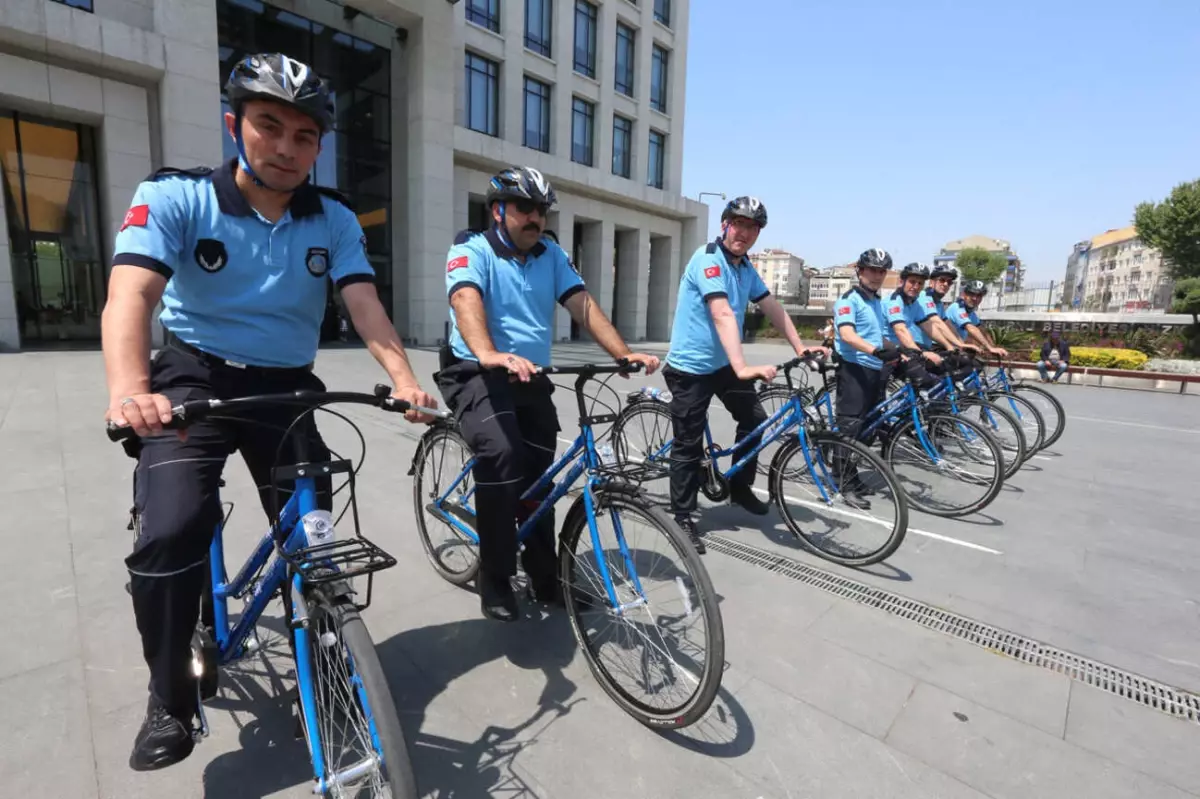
[0,0,706,351]
[1078,226,1172,312]
[749,248,806,303]
[933,234,1025,294]
[1063,240,1090,308]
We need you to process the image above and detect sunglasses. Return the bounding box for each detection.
[512,199,551,217]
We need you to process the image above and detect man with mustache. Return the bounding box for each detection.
[102,53,437,770]
[436,166,660,621]
[663,197,828,552]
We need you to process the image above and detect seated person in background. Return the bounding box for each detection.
[1037,331,1069,383]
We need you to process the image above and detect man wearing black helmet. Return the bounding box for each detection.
[884,263,962,384]
[832,249,904,499]
[947,280,1009,358]
[437,166,659,622]
[102,53,438,771]
[663,196,826,551]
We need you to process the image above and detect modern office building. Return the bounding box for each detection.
[0,0,706,351]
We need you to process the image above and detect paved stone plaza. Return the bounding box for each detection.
[2,343,1199,798]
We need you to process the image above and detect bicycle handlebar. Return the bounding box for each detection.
[775,349,828,372]
[105,384,450,443]
[539,359,644,377]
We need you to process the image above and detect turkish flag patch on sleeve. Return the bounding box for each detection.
[890,305,902,314]
[703,265,721,279]
[121,204,149,231]
[837,306,851,316]
[447,255,469,272]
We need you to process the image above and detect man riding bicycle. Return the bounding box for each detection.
[435,166,659,623]
[832,249,904,502]
[102,53,437,771]
[946,280,1009,358]
[662,196,826,552]
[884,262,963,387]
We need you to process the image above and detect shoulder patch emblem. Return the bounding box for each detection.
[703,265,721,279]
[890,304,902,315]
[837,306,851,316]
[447,255,470,272]
[121,204,149,231]
[194,239,228,273]
[306,247,330,278]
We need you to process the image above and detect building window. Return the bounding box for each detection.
[465,52,500,136]
[466,0,501,32]
[571,97,595,166]
[50,0,94,10]
[615,23,636,97]
[1,110,105,344]
[654,0,670,26]
[612,115,632,178]
[525,0,552,57]
[647,129,665,188]
[650,45,669,112]
[523,77,551,153]
[216,0,394,321]
[573,1,598,78]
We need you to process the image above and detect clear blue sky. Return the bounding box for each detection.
[680,0,1200,283]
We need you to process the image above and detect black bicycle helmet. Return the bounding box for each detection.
[721,196,768,228]
[225,53,334,132]
[930,264,958,280]
[963,279,988,295]
[486,166,557,207]
[857,248,893,270]
[900,262,931,279]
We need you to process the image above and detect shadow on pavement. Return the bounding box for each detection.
[656,681,756,758]
[943,510,1004,528]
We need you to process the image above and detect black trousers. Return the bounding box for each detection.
[663,364,767,515]
[126,347,332,717]
[434,357,560,583]
[893,355,939,390]
[835,359,891,443]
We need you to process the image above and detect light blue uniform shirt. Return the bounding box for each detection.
[111,158,375,367]
[445,227,585,367]
[833,286,889,370]
[665,239,771,375]
[885,290,938,348]
[945,300,982,342]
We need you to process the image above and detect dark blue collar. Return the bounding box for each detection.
[706,237,751,267]
[853,284,880,301]
[484,225,547,261]
[213,157,325,220]
[892,289,916,306]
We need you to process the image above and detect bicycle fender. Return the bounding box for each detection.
[407,420,458,476]
[560,482,646,541]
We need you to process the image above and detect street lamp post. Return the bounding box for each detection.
[698,191,725,204]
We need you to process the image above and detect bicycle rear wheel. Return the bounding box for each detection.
[612,399,673,477]
[559,488,723,729]
[883,412,1004,517]
[957,397,1026,477]
[769,431,908,566]
[1012,385,1063,449]
[755,384,797,476]
[295,595,417,798]
[411,425,480,586]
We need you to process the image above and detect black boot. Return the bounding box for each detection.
[730,484,770,516]
[675,515,706,555]
[129,698,195,772]
[479,572,519,622]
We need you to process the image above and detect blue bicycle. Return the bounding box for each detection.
[109,386,435,798]
[409,361,724,729]
[612,356,910,566]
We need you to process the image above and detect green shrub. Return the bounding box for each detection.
[1070,347,1149,370]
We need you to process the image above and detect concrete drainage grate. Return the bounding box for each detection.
[704,533,1200,725]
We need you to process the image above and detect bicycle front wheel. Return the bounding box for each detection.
[296,596,417,798]
[957,397,1026,477]
[883,412,1004,517]
[559,489,723,729]
[770,431,908,566]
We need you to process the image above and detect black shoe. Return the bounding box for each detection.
[676,516,706,555]
[730,485,770,516]
[129,699,195,772]
[838,478,874,510]
[479,573,519,622]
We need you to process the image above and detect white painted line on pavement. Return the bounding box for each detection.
[1071,415,1200,435]
[751,487,1003,555]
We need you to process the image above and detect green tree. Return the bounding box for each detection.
[1135,179,1200,280]
[954,247,1009,284]
[1170,278,1200,356]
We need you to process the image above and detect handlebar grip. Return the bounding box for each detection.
[380,396,452,419]
[105,410,188,443]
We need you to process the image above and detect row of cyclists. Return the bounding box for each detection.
[99,52,1009,774]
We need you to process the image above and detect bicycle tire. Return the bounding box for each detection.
[559,489,724,729]
[612,399,673,475]
[883,412,1004,518]
[769,431,909,566]
[989,391,1046,454]
[1012,384,1064,448]
[956,397,1027,477]
[297,596,418,799]
[412,425,480,586]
